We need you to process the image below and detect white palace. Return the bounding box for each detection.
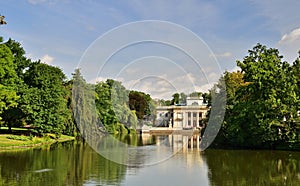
[156,96,209,130]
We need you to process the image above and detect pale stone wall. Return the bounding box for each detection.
[156,105,208,129]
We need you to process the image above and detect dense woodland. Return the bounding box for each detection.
[1,35,300,149]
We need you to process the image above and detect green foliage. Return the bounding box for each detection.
[22,62,68,136]
[72,69,98,138]
[202,92,210,105]
[154,99,172,106]
[0,39,30,131]
[216,44,300,149]
[0,43,18,85]
[189,91,202,98]
[0,85,19,116]
[179,92,187,104]
[5,39,31,78]
[62,80,77,136]
[95,79,139,133]
[171,93,179,105]
[0,43,19,121]
[129,90,154,119]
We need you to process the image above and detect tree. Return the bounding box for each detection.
[1,39,31,132]
[0,43,18,86]
[5,39,31,78]
[202,92,210,105]
[189,92,202,98]
[0,43,19,130]
[171,93,179,105]
[62,80,78,136]
[223,44,299,148]
[22,62,68,136]
[95,80,117,133]
[292,52,300,112]
[72,69,98,138]
[129,91,155,119]
[179,92,187,104]
[212,71,248,146]
[95,79,138,133]
[129,91,147,119]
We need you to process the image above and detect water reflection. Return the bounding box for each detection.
[0,135,300,185]
[204,149,300,186]
[0,142,126,186]
[93,133,198,167]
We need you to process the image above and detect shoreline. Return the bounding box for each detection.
[0,134,75,151]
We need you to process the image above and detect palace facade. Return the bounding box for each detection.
[156,96,209,129]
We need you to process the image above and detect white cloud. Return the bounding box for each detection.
[277,28,300,62]
[171,73,196,85]
[88,77,107,84]
[211,52,232,58]
[279,28,300,44]
[41,54,54,65]
[27,0,67,5]
[27,0,47,5]
[194,83,214,93]
[228,66,241,72]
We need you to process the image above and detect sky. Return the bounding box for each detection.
[1,0,300,99]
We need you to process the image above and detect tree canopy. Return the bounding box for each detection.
[213,44,300,149]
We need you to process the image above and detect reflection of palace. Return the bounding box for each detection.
[153,134,202,151]
[156,96,209,129]
[153,134,204,168]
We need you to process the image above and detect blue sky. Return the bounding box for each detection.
[1,0,300,98]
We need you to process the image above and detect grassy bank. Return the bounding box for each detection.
[0,133,75,150]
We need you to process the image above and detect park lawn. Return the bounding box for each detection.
[0,134,42,147]
[0,134,75,149]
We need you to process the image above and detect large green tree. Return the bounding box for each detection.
[22,62,68,136]
[0,42,19,129]
[222,44,299,148]
[1,39,31,132]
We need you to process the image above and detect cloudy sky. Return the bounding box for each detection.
[1,0,300,99]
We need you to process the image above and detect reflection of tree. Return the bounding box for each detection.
[204,150,300,185]
[0,141,127,185]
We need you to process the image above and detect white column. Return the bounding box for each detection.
[196,111,199,128]
[197,135,200,150]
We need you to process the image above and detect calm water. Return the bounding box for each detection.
[1,134,300,186]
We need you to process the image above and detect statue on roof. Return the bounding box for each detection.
[0,15,7,25]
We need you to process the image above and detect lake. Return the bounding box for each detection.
[1,134,300,186]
